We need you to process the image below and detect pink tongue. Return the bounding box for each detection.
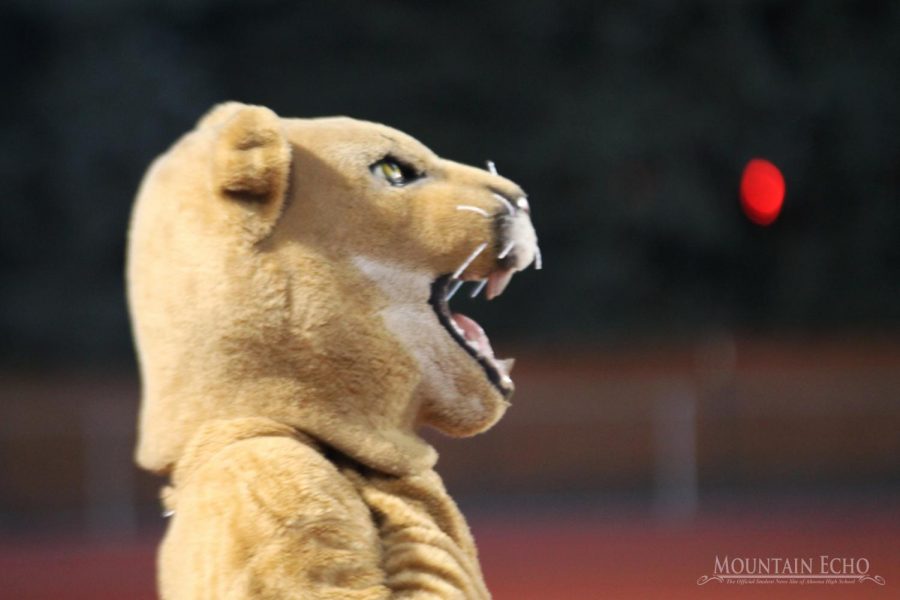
[450,313,494,359]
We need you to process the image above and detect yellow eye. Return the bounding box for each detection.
[379,161,404,184]
[371,156,423,186]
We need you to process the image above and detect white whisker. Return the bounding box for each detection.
[446,279,464,301]
[498,240,516,260]
[492,193,515,216]
[486,160,497,175]
[534,244,543,270]
[470,279,487,298]
[456,205,490,217]
[452,242,488,279]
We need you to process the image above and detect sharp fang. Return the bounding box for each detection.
[470,279,487,298]
[486,160,498,175]
[446,279,464,301]
[486,268,515,300]
[498,358,516,375]
[452,242,488,279]
[498,240,516,259]
[534,244,543,270]
[492,193,515,216]
[516,197,530,213]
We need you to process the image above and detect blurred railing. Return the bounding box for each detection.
[1,336,899,536]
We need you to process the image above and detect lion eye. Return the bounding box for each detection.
[380,161,404,184]
[371,156,422,187]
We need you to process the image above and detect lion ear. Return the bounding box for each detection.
[210,104,291,207]
[196,101,247,130]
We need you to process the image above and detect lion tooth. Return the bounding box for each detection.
[486,268,515,300]
[498,358,516,375]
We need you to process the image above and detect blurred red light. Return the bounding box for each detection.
[740,158,785,226]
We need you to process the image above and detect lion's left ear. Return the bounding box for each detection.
[211,104,291,223]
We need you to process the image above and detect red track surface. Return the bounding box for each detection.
[2,511,897,599]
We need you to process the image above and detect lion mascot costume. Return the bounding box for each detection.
[127,102,539,599]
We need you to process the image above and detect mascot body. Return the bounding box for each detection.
[127,103,539,599]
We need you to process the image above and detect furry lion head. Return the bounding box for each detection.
[128,102,540,476]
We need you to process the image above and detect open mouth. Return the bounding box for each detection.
[428,273,516,397]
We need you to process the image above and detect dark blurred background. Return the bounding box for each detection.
[1,1,898,598]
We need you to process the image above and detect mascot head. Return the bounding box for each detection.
[128,102,540,476]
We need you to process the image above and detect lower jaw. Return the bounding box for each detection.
[428,275,513,398]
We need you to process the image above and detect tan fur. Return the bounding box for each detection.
[128,102,537,598]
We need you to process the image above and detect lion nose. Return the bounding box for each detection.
[515,196,530,215]
[484,160,530,215]
[489,188,530,217]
